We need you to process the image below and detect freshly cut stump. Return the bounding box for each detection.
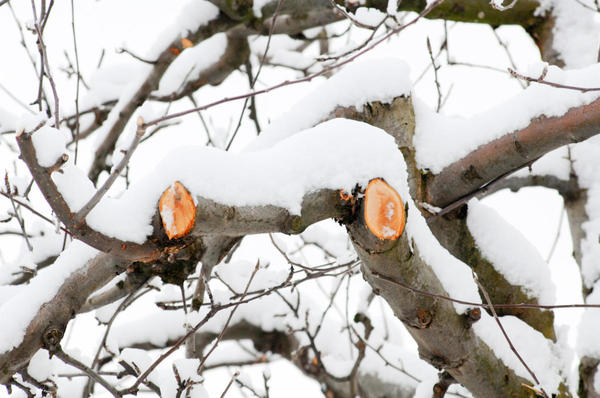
[364,178,405,240]
[159,181,196,239]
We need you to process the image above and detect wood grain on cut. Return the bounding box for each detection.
[159,181,196,239]
[364,178,405,240]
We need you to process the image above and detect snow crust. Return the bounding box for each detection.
[28,349,57,381]
[467,199,555,304]
[354,7,386,27]
[0,241,98,354]
[406,203,482,314]
[30,126,70,167]
[414,63,600,173]
[246,58,411,151]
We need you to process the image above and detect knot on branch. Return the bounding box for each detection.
[364,178,406,241]
[464,307,481,329]
[42,325,64,355]
[417,309,433,328]
[46,154,69,174]
[433,371,457,397]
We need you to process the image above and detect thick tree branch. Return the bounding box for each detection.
[0,253,123,384]
[346,214,532,397]
[183,189,348,238]
[215,0,543,29]
[426,97,600,209]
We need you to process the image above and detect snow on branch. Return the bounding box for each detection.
[421,63,600,208]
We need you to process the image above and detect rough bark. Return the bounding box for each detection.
[0,254,123,384]
[426,97,600,210]
[346,210,532,398]
[186,189,348,237]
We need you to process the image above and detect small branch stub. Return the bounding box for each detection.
[159,181,196,240]
[364,178,405,240]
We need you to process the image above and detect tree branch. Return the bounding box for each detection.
[427,96,600,209]
[184,189,348,237]
[87,13,238,183]
[151,32,250,103]
[0,253,123,384]
[16,130,161,261]
[346,214,532,397]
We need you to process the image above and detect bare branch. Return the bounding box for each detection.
[55,347,121,398]
[509,67,600,92]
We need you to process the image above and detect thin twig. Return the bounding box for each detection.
[70,0,82,164]
[491,28,526,89]
[426,37,442,112]
[55,347,121,398]
[31,0,60,127]
[4,173,33,251]
[0,190,71,235]
[369,269,600,311]
[122,262,260,394]
[225,0,283,150]
[546,205,564,263]
[472,272,548,398]
[143,0,445,129]
[197,261,261,373]
[74,118,146,223]
[83,283,151,397]
[509,67,600,92]
[0,82,34,114]
[220,371,240,398]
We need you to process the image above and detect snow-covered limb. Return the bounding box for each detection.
[186,189,346,237]
[217,0,542,28]
[16,129,161,261]
[151,31,250,102]
[347,218,533,397]
[0,249,120,385]
[424,94,600,210]
[87,12,238,183]
[426,202,556,340]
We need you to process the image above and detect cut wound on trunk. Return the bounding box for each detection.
[364,178,405,240]
[159,181,196,239]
